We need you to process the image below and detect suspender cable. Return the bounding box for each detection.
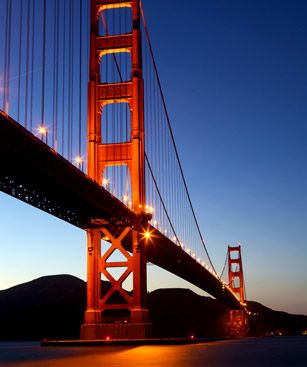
[70,0,74,162]
[101,12,124,82]
[2,0,9,111]
[30,0,35,130]
[55,0,60,151]
[140,3,217,274]
[145,153,181,245]
[41,0,47,140]
[17,0,23,123]
[119,9,122,197]
[112,6,116,195]
[112,5,116,194]
[52,0,56,147]
[219,250,228,279]
[52,0,58,149]
[67,0,72,161]
[25,0,31,128]
[61,1,66,156]
[5,0,12,115]
[78,0,83,164]
[101,9,126,198]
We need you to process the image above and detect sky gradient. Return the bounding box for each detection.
[0,0,306,315]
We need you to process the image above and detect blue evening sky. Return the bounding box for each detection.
[0,0,306,315]
[141,0,307,314]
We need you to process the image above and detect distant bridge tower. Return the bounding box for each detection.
[81,0,151,339]
[228,245,248,335]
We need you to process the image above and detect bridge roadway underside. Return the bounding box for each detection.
[0,113,241,310]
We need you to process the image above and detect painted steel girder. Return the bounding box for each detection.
[96,0,133,8]
[98,142,132,166]
[97,34,132,53]
[97,82,132,104]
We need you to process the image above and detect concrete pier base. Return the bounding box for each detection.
[80,322,152,340]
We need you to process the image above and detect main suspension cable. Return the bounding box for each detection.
[145,153,180,244]
[140,2,217,274]
[219,249,228,279]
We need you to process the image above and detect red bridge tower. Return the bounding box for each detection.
[81,0,150,339]
[228,245,248,336]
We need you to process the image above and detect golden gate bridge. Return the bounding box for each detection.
[0,0,247,339]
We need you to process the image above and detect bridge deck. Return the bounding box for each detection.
[0,112,242,310]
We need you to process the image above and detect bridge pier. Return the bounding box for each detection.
[81,229,100,339]
[81,323,151,340]
[81,226,151,340]
[228,309,248,337]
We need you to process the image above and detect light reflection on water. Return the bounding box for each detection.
[0,337,306,367]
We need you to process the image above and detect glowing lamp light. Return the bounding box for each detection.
[37,125,48,135]
[36,125,48,144]
[74,155,84,165]
[172,236,176,242]
[102,178,109,186]
[123,194,129,202]
[153,220,158,226]
[106,336,110,341]
[146,205,154,213]
[144,230,151,240]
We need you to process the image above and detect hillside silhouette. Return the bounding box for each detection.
[0,275,306,340]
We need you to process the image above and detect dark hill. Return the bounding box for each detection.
[148,288,228,337]
[0,275,306,340]
[0,275,86,340]
[247,301,307,336]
